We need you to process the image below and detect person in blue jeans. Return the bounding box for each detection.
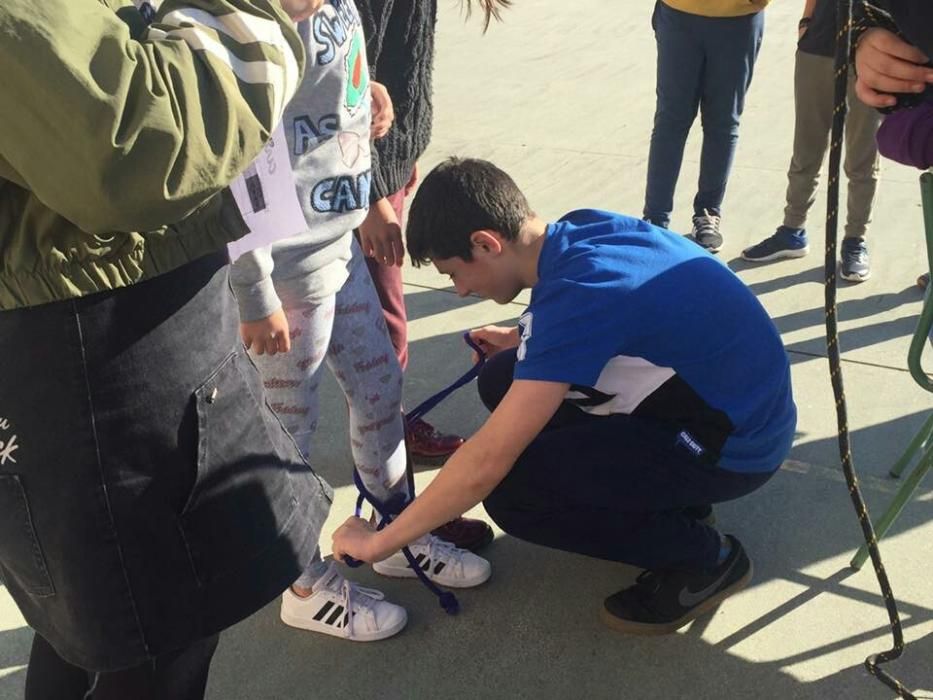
[333,158,796,635]
[644,0,768,252]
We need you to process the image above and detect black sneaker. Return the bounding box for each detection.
[840,237,870,282]
[691,209,723,253]
[601,535,752,635]
[742,226,809,262]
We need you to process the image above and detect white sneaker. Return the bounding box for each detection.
[372,535,491,588]
[280,562,407,642]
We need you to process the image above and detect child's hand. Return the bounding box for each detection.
[332,516,385,563]
[468,325,520,362]
[358,198,405,266]
[855,28,933,109]
[280,0,325,21]
[370,82,394,140]
[240,309,291,356]
[403,162,419,196]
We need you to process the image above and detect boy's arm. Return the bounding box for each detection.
[0,0,304,235]
[332,378,570,563]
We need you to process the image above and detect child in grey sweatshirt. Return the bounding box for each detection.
[230,0,491,643]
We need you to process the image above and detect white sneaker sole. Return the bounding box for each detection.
[839,268,870,282]
[280,605,408,642]
[741,245,810,262]
[687,234,723,254]
[372,560,492,588]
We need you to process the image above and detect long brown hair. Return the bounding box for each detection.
[460,0,512,33]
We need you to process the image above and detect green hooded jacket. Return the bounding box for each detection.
[0,0,305,309]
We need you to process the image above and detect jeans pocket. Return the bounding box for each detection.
[0,474,55,597]
[179,350,300,586]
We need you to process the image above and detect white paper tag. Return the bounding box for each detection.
[227,124,307,262]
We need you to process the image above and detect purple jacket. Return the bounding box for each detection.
[876,100,933,169]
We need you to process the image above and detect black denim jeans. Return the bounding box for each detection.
[478,349,776,572]
[25,632,218,700]
[0,253,331,672]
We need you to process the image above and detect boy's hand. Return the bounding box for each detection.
[332,516,387,563]
[370,82,394,140]
[280,0,326,21]
[241,309,291,356]
[855,28,933,108]
[469,325,520,362]
[358,198,405,266]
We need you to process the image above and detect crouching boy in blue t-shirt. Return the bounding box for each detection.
[333,157,796,634]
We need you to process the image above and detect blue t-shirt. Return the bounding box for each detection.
[514,209,796,474]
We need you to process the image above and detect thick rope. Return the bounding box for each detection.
[826,2,915,696]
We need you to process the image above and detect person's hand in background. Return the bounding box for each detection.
[855,28,933,108]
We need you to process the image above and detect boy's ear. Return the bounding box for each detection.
[470,229,504,256]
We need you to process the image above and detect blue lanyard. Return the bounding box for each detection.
[344,332,488,615]
[405,332,487,423]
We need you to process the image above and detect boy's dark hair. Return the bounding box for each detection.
[407,157,534,266]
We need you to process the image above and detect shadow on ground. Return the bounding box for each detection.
[205,415,933,698]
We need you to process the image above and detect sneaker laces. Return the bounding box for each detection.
[340,332,489,616]
[346,468,460,615]
[843,239,868,260]
[324,570,384,638]
[414,535,468,577]
[693,209,721,235]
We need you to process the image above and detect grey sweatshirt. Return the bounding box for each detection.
[231,0,372,321]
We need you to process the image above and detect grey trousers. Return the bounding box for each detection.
[784,50,881,239]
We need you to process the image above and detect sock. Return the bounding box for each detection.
[292,553,329,593]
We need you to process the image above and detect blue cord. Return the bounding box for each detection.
[405,332,488,423]
[346,470,459,615]
[342,332,488,615]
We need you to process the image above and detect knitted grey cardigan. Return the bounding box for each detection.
[358,0,438,201]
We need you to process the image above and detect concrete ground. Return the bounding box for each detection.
[3,1,933,698]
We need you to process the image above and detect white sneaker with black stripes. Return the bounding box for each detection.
[280,562,407,642]
[372,534,491,588]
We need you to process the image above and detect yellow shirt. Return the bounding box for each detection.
[661,0,770,17]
